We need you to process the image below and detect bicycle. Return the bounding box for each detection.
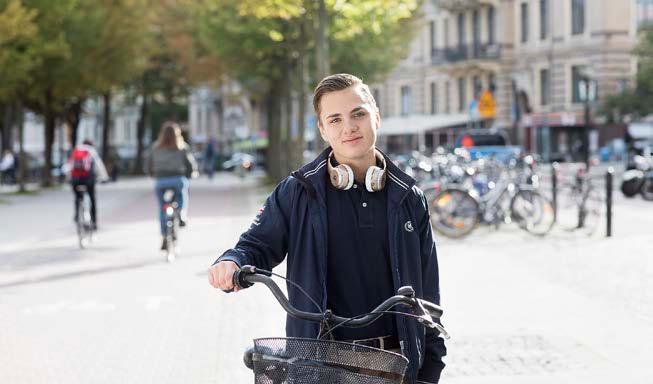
[230,265,449,384]
[74,184,94,249]
[161,188,180,262]
[429,174,554,238]
[556,167,603,236]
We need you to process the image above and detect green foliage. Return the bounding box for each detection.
[601,26,653,122]
[0,0,40,101]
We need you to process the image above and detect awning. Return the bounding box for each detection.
[377,114,472,136]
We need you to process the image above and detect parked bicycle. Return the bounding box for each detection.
[429,172,554,238]
[556,166,603,236]
[161,188,180,262]
[74,184,94,248]
[231,265,448,384]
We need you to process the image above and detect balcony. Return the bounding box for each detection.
[431,43,501,65]
[434,0,499,12]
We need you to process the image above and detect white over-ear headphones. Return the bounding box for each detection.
[327,149,387,192]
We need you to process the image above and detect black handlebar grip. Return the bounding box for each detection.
[233,267,255,290]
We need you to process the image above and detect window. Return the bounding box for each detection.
[572,0,585,35]
[458,77,466,112]
[444,19,450,48]
[540,0,549,40]
[430,82,438,114]
[457,13,466,48]
[488,6,496,44]
[445,81,451,113]
[488,73,497,92]
[473,76,482,98]
[401,86,411,115]
[571,65,586,103]
[540,68,551,105]
[521,2,529,43]
[472,10,480,48]
[430,21,437,52]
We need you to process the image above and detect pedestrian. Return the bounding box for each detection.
[66,140,109,230]
[0,149,16,185]
[149,121,198,250]
[208,74,446,383]
[204,137,216,180]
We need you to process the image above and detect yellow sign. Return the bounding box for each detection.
[478,90,497,119]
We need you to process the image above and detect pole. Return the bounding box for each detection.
[551,162,559,222]
[606,167,613,237]
[584,76,591,168]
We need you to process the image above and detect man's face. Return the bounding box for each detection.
[318,85,380,162]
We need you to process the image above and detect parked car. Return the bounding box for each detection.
[455,129,522,163]
[222,152,256,172]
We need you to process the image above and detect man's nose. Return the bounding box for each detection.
[343,118,359,134]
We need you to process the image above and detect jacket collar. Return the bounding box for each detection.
[291,146,415,206]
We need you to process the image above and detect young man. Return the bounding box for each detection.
[67,139,109,230]
[208,74,446,383]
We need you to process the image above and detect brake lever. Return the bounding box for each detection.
[414,299,451,340]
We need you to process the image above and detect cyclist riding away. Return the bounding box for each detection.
[67,139,109,231]
[208,74,446,383]
[149,121,198,251]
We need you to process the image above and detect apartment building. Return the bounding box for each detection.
[374,0,638,161]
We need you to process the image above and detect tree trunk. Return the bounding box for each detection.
[17,102,26,192]
[1,103,15,152]
[42,91,56,187]
[295,17,308,170]
[281,60,294,177]
[66,100,83,148]
[134,91,149,174]
[266,82,283,182]
[101,91,112,165]
[315,0,330,81]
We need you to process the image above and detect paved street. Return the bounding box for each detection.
[1,172,652,383]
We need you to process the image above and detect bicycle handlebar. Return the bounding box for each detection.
[233,265,446,335]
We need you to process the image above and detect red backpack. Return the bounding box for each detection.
[71,148,93,178]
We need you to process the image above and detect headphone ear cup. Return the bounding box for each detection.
[330,164,354,190]
[365,166,386,192]
[340,164,354,190]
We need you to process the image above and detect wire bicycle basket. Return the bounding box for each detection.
[251,337,408,384]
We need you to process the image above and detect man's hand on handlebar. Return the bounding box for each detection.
[208,261,240,292]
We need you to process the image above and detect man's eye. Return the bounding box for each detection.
[354,112,366,118]
[330,118,341,124]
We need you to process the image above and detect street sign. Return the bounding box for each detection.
[478,90,497,118]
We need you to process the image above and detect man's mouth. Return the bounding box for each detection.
[342,137,362,144]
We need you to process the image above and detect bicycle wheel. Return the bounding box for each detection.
[429,188,479,238]
[76,202,89,249]
[555,182,582,231]
[510,189,555,236]
[165,217,177,262]
[580,187,603,236]
[641,177,653,201]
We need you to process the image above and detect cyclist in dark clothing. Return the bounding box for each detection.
[66,139,108,230]
[208,74,446,383]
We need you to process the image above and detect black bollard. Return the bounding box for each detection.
[551,162,559,223]
[606,167,613,237]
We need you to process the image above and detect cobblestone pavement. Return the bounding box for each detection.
[1,172,651,383]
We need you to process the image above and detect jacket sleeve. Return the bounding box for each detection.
[214,177,294,272]
[91,148,109,181]
[184,147,198,178]
[416,190,447,383]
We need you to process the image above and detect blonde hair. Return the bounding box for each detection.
[155,121,185,150]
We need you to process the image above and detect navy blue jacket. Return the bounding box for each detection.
[217,148,446,383]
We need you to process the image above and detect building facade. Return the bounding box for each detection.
[374,0,638,161]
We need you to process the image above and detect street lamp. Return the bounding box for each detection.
[578,67,596,168]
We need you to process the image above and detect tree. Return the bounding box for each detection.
[600,26,653,122]
[193,0,421,181]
